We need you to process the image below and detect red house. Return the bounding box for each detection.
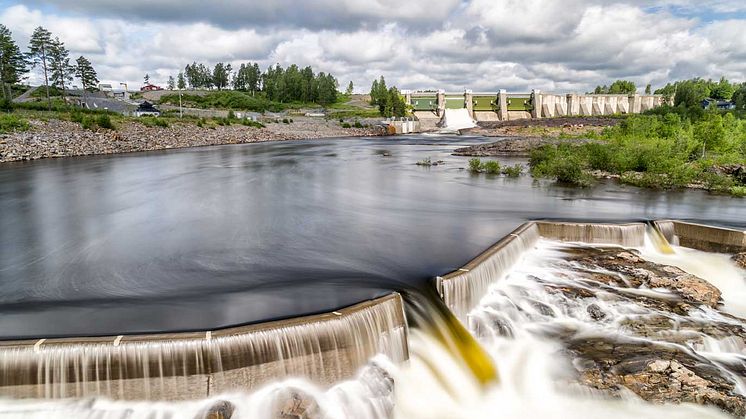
[140,84,163,92]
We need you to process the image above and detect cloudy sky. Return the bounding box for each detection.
[1,0,745,93]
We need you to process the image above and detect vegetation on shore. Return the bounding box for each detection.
[529,106,746,196]
[469,158,524,177]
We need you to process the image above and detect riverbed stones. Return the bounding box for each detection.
[0,117,383,164]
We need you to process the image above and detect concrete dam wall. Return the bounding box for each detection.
[407,89,669,123]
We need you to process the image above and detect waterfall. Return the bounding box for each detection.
[438,223,540,321]
[437,109,476,132]
[536,221,646,246]
[0,294,408,401]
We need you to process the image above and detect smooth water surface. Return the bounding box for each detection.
[1,135,745,338]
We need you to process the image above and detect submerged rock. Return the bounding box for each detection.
[197,400,235,419]
[733,253,746,269]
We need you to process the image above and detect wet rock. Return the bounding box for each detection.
[273,388,323,419]
[586,304,606,321]
[197,400,235,419]
[567,336,746,417]
[565,248,722,308]
[733,253,746,269]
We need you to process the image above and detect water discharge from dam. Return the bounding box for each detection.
[3,228,745,418]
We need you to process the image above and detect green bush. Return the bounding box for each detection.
[341,122,351,128]
[69,111,84,123]
[0,114,30,133]
[354,121,363,128]
[468,158,482,172]
[81,116,95,130]
[227,110,236,119]
[700,171,734,192]
[483,160,501,174]
[730,186,746,197]
[159,91,284,113]
[282,118,290,124]
[96,114,114,130]
[502,164,523,177]
[0,98,13,112]
[241,119,265,128]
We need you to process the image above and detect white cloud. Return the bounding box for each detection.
[1,1,744,93]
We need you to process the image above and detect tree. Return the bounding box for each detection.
[48,37,74,99]
[732,85,746,111]
[710,77,735,100]
[74,56,97,91]
[675,79,710,108]
[0,24,27,101]
[370,76,388,107]
[167,75,175,90]
[27,26,54,109]
[592,80,636,95]
[645,84,652,94]
[177,71,186,89]
[144,73,150,85]
[212,62,232,90]
[346,80,354,95]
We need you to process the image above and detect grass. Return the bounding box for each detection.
[0,114,30,133]
[528,111,746,196]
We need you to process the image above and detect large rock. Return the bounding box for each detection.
[563,248,722,308]
[568,336,746,417]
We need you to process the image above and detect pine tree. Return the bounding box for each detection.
[144,73,150,85]
[177,71,186,89]
[167,75,175,90]
[48,37,74,99]
[75,55,98,107]
[0,24,27,101]
[346,80,354,95]
[645,84,652,94]
[27,26,54,110]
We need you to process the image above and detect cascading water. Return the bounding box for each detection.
[437,109,476,132]
[2,224,746,418]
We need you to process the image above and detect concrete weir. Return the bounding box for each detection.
[437,221,746,322]
[0,293,408,401]
[405,89,670,123]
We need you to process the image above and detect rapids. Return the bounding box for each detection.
[4,230,745,418]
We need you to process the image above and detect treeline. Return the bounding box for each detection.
[175,62,339,105]
[655,77,746,110]
[0,24,99,108]
[369,76,406,117]
[592,80,639,95]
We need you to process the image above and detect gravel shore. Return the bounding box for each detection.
[0,117,383,163]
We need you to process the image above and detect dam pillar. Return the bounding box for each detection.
[498,89,508,121]
[531,90,542,119]
[465,90,474,117]
[629,94,641,114]
[437,90,446,117]
[567,94,577,116]
[404,90,412,108]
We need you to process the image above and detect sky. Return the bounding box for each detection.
[1,0,745,93]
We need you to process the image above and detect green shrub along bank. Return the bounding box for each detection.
[468,158,524,177]
[159,91,287,113]
[529,110,746,196]
[0,114,30,133]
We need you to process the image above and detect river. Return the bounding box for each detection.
[1,135,745,339]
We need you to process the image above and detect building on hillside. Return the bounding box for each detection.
[140,84,164,92]
[134,101,161,117]
[701,98,735,110]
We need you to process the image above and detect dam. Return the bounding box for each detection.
[405,89,669,126]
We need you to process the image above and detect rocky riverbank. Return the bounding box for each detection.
[0,117,383,163]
